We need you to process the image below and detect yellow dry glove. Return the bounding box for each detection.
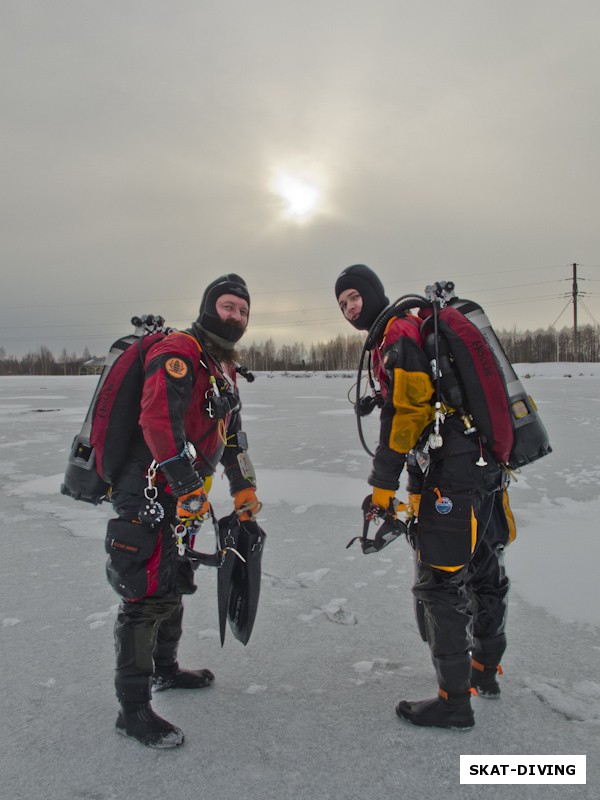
[371,487,397,517]
[407,493,421,519]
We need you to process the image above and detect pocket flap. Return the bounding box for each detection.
[105,518,159,561]
[417,487,475,568]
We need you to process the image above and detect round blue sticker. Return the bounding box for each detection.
[435,496,453,515]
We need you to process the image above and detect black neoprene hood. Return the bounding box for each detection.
[335,264,389,331]
[195,274,250,347]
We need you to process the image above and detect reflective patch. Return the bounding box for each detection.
[435,495,453,515]
[165,357,188,379]
[237,451,256,484]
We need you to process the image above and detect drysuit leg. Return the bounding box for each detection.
[152,600,184,676]
[414,563,473,695]
[413,483,499,695]
[468,493,511,667]
[114,596,182,703]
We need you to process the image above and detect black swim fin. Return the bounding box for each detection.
[227,518,266,646]
[216,513,242,646]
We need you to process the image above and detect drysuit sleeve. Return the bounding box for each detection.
[220,387,257,495]
[139,339,203,495]
[368,319,435,491]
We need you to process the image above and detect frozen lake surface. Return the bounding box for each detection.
[1,365,598,798]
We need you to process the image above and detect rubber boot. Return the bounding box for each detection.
[396,690,475,729]
[152,667,215,692]
[115,701,184,748]
[471,660,502,698]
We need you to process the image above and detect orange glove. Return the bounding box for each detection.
[234,487,262,521]
[176,486,209,524]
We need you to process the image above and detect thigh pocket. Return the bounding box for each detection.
[105,519,160,600]
[417,486,475,569]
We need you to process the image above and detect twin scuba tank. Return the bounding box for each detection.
[60,315,169,504]
[421,282,552,469]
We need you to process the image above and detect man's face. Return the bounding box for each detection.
[338,288,363,323]
[215,293,250,330]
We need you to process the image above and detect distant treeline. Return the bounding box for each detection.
[0,345,97,376]
[1,325,599,375]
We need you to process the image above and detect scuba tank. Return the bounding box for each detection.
[427,281,552,469]
[447,295,552,469]
[60,315,168,504]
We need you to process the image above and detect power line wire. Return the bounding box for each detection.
[0,264,583,312]
[550,300,573,329]
[2,265,597,348]
[579,298,600,326]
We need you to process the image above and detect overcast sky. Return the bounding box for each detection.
[1,0,599,358]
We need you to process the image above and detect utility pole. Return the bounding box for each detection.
[572,262,579,360]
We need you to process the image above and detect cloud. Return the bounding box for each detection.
[1,1,599,355]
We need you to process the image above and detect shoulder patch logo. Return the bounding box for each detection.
[165,357,188,379]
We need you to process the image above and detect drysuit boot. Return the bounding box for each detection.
[152,667,215,692]
[115,701,184,748]
[396,690,475,729]
[471,660,502,698]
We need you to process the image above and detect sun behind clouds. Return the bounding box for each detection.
[272,170,324,223]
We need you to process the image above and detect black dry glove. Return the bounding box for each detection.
[357,392,384,417]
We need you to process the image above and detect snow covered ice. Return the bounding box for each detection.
[1,366,599,799]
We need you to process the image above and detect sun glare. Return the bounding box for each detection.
[274,172,322,222]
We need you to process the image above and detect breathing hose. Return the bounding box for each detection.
[356,295,431,457]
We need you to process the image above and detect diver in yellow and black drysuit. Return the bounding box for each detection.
[335,264,516,729]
